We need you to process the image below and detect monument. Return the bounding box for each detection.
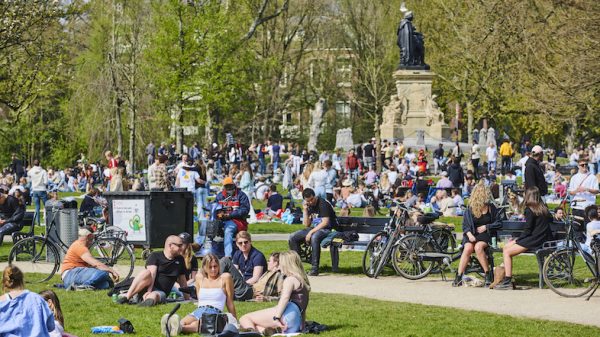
[335,128,354,151]
[380,3,450,142]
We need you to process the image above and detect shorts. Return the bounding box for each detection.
[152,290,167,304]
[189,305,221,320]
[282,302,302,333]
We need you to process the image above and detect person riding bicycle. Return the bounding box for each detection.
[60,226,120,290]
[216,177,250,258]
[453,182,500,287]
[0,185,25,245]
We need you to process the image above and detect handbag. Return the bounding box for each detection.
[199,312,228,336]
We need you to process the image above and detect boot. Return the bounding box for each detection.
[494,276,513,290]
[452,273,463,287]
[484,270,493,287]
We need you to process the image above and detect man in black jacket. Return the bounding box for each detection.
[0,185,25,245]
[447,157,464,188]
[524,145,548,196]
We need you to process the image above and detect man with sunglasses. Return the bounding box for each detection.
[117,235,189,306]
[568,159,599,219]
[216,176,250,258]
[288,188,338,276]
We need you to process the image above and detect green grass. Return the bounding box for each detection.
[12,277,600,337]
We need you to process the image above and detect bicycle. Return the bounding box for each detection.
[362,204,457,278]
[542,200,599,298]
[8,204,135,283]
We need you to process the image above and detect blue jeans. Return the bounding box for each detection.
[289,227,331,271]
[195,188,208,220]
[0,222,23,245]
[488,160,496,172]
[223,220,238,258]
[282,302,303,333]
[273,159,279,172]
[259,157,266,174]
[62,267,113,289]
[31,191,48,225]
[190,305,220,320]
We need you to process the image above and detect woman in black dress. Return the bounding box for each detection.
[496,186,552,290]
[453,182,500,286]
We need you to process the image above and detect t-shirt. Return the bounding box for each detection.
[177,168,199,192]
[233,247,267,281]
[309,197,337,229]
[267,193,283,211]
[61,240,91,273]
[486,147,498,162]
[271,145,281,160]
[146,252,186,293]
[568,173,599,208]
[363,144,374,158]
[584,220,600,248]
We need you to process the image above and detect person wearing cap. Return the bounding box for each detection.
[435,171,453,189]
[216,176,250,258]
[524,145,548,197]
[0,185,25,245]
[60,226,120,290]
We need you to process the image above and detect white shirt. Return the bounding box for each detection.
[386,171,398,186]
[584,220,600,248]
[346,193,366,207]
[177,168,199,192]
[568,172,599,208]
[516,156,528,168]
[486,146,498,162]
[307,169,328,190]
[569,152,579,166]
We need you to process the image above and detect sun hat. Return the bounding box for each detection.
[342,179,354,187]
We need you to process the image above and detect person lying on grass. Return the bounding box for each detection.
[117,235,190,306]
[161,253,237,335]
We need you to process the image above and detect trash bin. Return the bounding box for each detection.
[104,191,194,247]
[45,198,79,255]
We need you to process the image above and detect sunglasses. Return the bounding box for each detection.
[579,164,587,167]
[170,242,184,248]
[237,240,250,245]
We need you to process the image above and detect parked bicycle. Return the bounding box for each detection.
[8,204,135,283]
[543,199,599,299]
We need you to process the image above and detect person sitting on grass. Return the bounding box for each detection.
[239,251,310,335]
[173,232,198,298]
[453,182,500,287]
[162,253,237,336]
[60,226,120,290]
[265,184,283,217]
[496,187,552,290]
[252,252,285,301]
[117,235,189,306]
[39,290,76,337]
[0,265,56,337]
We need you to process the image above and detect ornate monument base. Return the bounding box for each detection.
[380,70,451,141]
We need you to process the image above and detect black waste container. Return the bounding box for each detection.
[104,191,194,247]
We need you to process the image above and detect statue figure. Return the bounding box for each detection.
[487,127,496,148]
[424,94,443,126]
[396,3,429,70]
[473,128,480,144]
[399,95,409,125]
[479,127,487,147]
[382,94,408,126]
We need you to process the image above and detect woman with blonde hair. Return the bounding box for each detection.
[379,173,391,195]
[1,266,56,336]
[453,181,500,287]
[164,253,236,335]
[240,251,310,334]
[300,163,314,190]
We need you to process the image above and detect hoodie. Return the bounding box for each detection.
[27,166,48,192]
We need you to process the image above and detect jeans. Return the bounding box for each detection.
[190,306,220,320]
[223,220,238,258]
[282,302,302,333]
[289,227,331,271]
[488,160,497,173]
[0,221,23,245]
[62,267,113,290]
[273,158,280,172]
[501,157,512,175]
[471,159,480,179]
[195,187,208,220]
[32,191,48,225]
[258,157,266,175]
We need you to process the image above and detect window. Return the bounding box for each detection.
[336,101,351,119]
[336,57,352,86]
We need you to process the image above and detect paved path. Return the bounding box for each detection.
[309,274,600,328]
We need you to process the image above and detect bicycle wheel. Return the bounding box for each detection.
[373,231,395,279]
[362,231,390,278]
[432,228,458,254]
[8,236,61,283]
[89,237,135,281]
[393,234,435,280]
[543,249,596,298]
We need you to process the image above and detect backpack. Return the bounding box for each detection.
[107,277,135,297]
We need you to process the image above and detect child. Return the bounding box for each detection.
[39,290,66,337]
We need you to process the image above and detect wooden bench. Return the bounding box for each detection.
[11,211,36,243]
[492,220,567,288]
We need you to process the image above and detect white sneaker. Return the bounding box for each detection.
[160,314,169,336]
[168,314,181,336]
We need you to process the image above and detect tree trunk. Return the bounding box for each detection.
[128,97,136,174]
[374,113,381,173]
[467,101,473,145]
[205,105,214,147]
[110,1,123,156]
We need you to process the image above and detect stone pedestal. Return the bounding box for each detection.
[380,70,450,141]
[335,128,354,151]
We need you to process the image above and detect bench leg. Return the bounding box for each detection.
[330,245,339,272]
[536,253,545,289]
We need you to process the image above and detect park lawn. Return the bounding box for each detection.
[14,276,600,337]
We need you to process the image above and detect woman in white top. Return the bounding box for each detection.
[307,161,328,200]
[166,253,236,335]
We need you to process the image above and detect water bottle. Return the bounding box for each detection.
[169,291,177,300]
[112,294,118,303]
[491,237,497,249]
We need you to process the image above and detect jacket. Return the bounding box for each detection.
[447,163,464,188]
[27,166,48,192]
[499,142,513,157]
[0,195,25,224]
[215,188,250,231]
[461,205,502,244]
[524,157,548,196]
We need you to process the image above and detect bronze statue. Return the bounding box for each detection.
[396,4,429,70]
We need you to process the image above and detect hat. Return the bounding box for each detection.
[532,145,544,154]
[178,232,193,244]
[342,179,354,187]
[222,176,235,186]
[440,171,448,177]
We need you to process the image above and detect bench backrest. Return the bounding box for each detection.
[336,216,388,234]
